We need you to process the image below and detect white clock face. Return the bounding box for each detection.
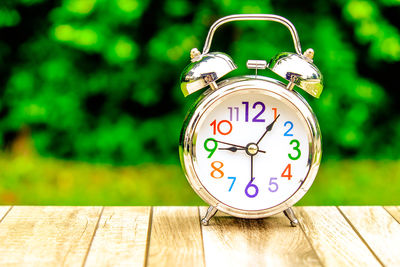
[192,89,312,211]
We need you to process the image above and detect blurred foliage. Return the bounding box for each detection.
[0,153,399,205]
[0,153,198,205]
[0,0,399,165]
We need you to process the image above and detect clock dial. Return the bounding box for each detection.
[192,88,312,211]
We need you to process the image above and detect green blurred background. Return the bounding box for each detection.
[0,0,399,205]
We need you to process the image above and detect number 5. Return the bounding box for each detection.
[268,177,278,192]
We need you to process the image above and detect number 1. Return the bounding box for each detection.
[272,108,277,120]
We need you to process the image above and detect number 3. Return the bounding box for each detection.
[288,139,301,160]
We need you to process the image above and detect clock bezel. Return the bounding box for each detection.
[179,75,322,218]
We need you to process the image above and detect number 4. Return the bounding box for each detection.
[281,164,292,180]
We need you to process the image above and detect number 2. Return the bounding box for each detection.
[252,102,265,122]
[284,121,294,136]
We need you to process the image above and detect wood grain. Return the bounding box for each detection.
[295,206,381,267]
[84,207,151,267]
[0,206,11,222]
[384,206,400,224]
[339,206,400,266]
[147,207,204,267]
[200,207,321,267]
[0,206,102,266]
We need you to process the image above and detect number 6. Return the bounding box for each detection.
[245,178,259,198]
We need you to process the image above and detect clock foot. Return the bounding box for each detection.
[283,207,299,227]
[201,206,218,226]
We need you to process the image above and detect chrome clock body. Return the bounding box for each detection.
[178,14,324,226]
[179,76,321,219]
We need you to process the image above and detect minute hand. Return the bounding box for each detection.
[214,140,247,149]
[256,114,280,145]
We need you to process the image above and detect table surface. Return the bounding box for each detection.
[0,206,399,266]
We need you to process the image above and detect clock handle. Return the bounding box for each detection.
[202,14,302,55]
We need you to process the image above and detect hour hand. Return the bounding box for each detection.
[256,114,280,145]
[218,147,245,152]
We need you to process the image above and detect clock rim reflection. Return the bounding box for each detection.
[179,75,322,218]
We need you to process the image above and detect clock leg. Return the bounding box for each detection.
[283,207,299,227]
[201,206,218,226]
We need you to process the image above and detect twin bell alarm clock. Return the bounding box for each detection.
[179,14,323,226]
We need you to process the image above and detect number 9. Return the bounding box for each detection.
[204,138,218,158]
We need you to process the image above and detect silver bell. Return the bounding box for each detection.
[268,49,323,98]
[180,49,237,97]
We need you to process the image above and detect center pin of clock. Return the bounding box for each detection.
[246,143,259,156]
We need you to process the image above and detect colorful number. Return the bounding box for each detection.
[228,107,239,121]
[211,161,224,179]
[204,138,217,158]
[227,176,236,191]
[284,121,294,136]
[210,120,233,135]
[242,101,249,122]
[252,102,265,122]
[242,101,266,122]
[245,178,259,198]
[272,108,277,120]
[281,164,292,180]
[288,139,301,160]
[268,177,279,192]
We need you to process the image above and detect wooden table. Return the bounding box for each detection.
[0,206,399,266]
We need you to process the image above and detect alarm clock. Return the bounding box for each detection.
[179,14,323,226]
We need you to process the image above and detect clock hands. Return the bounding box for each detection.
[213,139,246,149]
[213,115,280,187]
[215,139,266,153]
[250,155,254,183]
[215,115,279,183]
[256,114,280,145]
[218,147,245,152]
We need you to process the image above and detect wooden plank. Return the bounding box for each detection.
[295,206,381,267]
[384,206,400,224]
[339,206,400,266]
[200,207,321,267]
[0,206,102,266]
[84,206,151,267]
[147,207,204,267]
[0,206,11,222]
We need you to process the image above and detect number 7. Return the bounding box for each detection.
[228,177,236,191]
